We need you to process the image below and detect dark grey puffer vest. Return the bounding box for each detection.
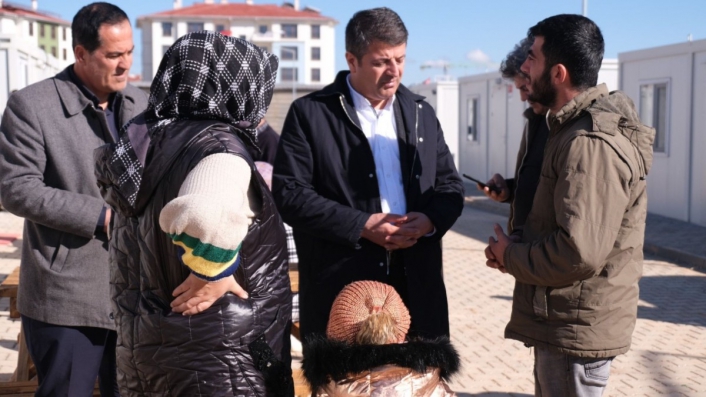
[95,120,293,396]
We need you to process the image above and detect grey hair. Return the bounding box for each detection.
[345,7,408,61]
[500,37,533,79]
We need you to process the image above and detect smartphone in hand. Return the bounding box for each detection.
[463,174,501,195]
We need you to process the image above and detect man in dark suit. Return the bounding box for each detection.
[273,7,464,342]
[0,3,147,396]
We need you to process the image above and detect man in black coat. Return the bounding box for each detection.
[272,7,464,342]
[253,118,280,164]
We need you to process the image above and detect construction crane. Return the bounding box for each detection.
[419,60,472,76]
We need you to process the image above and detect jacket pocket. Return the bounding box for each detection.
[49,232,69,273]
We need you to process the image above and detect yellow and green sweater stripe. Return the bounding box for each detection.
[169,233,242,281]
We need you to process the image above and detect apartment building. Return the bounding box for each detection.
[137,0,337,85]
[0,0,73,67]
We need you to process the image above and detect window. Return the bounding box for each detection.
[281,67,298,82]
[51,25,56,39]
[639,82,669,154]
[281,24,297,38]
[62,48,67,60]
[162,45,171,55]
[39,44,45,52]
[280,46,298,61]
[40,24,45,36]
[215,24,225,33]
[187,22,204,33]
[311,68,320,82]
[259,25,267,34]
[162,22,173,37]
[311,47,320,61]
[62,27,67,41]
[467,97,479,142]
[28,23,33,36]
[51,47,57,58]
[311,24,320,39]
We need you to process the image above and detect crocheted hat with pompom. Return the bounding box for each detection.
[326,280,411,345]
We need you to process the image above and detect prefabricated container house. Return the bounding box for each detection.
[620,39,706,226]
[454,60,619,183]
[408,80,460,169]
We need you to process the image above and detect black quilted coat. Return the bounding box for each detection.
[95,120,293,396]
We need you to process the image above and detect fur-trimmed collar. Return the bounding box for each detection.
[302,337,460,390]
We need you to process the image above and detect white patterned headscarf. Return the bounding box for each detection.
[110,31,279,205]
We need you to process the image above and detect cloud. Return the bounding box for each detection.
[466,49,499,70]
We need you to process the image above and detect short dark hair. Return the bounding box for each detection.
[500,38,532,79]
[345,7,408,60]
[72,2,129,52]
[528,14,604,89]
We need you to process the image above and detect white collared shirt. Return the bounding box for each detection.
[347,76,407,215]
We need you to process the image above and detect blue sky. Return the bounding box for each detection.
[19,0,706,85]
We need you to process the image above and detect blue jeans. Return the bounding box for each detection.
[534,345,614,397]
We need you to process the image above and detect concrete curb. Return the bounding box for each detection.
[463,196,706,272]
[643,243,706,271]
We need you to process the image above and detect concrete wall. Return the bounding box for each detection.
[620,39,706,226]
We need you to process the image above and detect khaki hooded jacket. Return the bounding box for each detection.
[503,84,655,358]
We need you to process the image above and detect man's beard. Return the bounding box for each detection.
[527,67,557,109]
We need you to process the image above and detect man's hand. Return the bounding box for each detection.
[171,273,248,316]
[478,174,510,202]
[361,213,405,248]
[484,244,506,273]
[380,212,431,250]
[486,223,514,273]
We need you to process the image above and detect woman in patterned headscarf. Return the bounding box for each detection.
[95,31,293,396]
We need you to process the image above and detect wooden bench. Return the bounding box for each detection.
[289,269,302,340]
[0,267,34,384]
[0,267,20,319]
[292,368,310,397]
[288,270,310,395]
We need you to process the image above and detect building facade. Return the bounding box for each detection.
[137,0,337,86]
[0,1,72,116]
[0,1,73,68]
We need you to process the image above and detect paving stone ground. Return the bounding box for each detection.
[0,208,704,396]
[445,207,706,397]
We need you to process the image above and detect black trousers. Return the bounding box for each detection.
[387,251,414,333]
[21,315,119,397]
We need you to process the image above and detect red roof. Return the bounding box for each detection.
[0,4,70,25]
[138,3,334,21]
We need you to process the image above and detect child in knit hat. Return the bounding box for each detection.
[302,280,459,396]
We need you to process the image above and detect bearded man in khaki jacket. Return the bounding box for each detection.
[485,14,655,397]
